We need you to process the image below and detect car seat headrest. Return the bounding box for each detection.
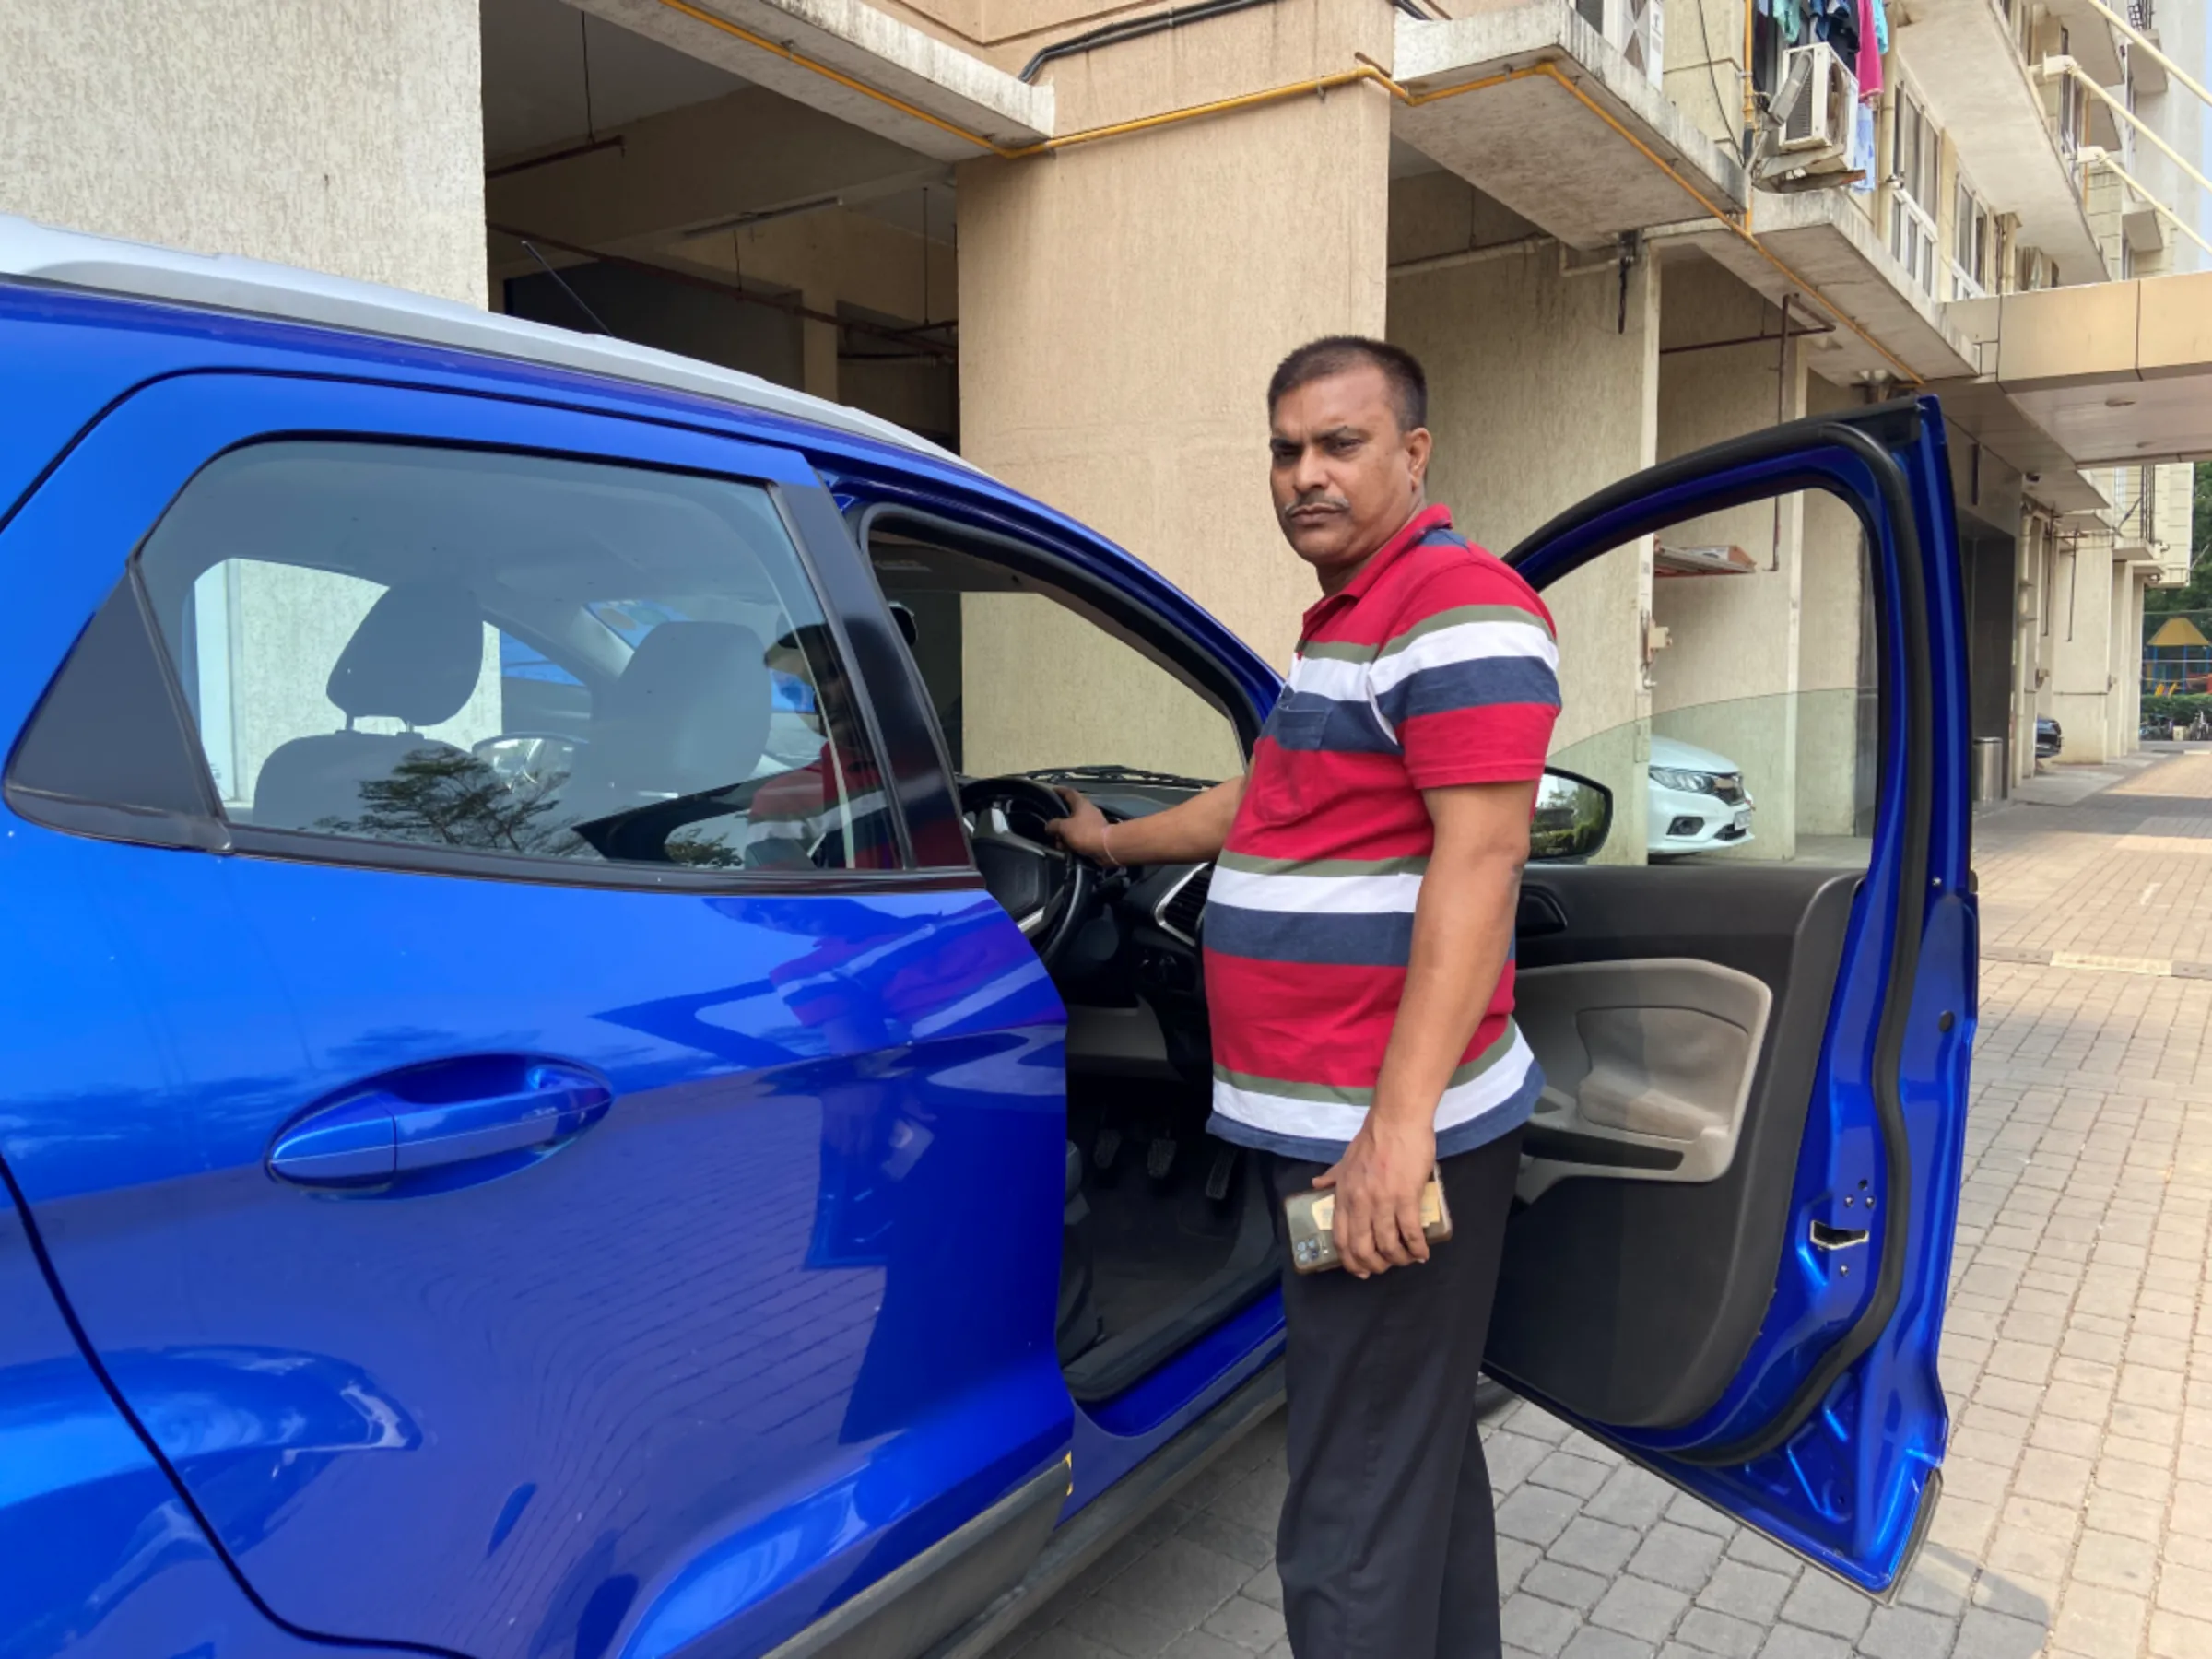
[326,581,484,729]
[588,621,771,799]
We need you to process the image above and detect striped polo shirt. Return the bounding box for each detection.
[1202,503,1561,1162]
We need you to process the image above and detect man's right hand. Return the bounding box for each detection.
[1044,787,1112,862]
[1042,773,1247,870]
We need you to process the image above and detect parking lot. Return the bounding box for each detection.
[993,748,2212,1659]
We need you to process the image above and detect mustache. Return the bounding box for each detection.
[1282,493,1350,515]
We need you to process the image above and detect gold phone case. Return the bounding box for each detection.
[1285,1169,1453,1274]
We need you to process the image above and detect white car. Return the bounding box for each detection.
[1648,735,1754,856]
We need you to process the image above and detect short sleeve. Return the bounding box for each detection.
[1372,558,1560,790]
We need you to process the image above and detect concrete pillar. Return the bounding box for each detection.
[2114,566,2132,760]
[956,0,1394,661]
[2051,535,2115,762]
[2012,515,2042,784]
[1389,213,1660,860]
[802,287,841,404]
[1651,258,1811,860]
[1801,375,1874,834]
[0,0,486,305]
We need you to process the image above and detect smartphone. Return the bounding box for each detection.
[1284,1169,1453,1274]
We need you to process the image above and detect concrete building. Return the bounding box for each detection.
[6,0,2209,854]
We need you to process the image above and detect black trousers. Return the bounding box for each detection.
[1267,1128,1523,1659]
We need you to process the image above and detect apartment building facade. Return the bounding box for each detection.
[4,0,2207,854]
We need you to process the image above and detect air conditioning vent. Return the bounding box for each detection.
[1779,43,1855,156]
[1156,864,1213,946]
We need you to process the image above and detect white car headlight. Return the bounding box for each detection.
[1649,766,1712,794]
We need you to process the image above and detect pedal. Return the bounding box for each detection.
[1146,1135,1178,1182]
[1092,1126,1122,1173]
[1205,1146,1239,1204]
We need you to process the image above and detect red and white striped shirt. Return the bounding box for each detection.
[1203,504,1560,1160]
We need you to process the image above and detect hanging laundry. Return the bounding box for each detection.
[1852,102,1878,188]
[1870,0,1889,54]
[1814,0,1859,61]
[1855,0,1885,100]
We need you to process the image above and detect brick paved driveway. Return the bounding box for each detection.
[991,749,2212,1659]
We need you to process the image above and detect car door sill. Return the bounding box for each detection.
[760,1456,1074,1659]
[924,1364,1288,1659]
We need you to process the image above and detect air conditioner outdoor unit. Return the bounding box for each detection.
[1779,42,1857,155]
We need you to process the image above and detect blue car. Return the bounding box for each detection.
[0,217,1975,1659]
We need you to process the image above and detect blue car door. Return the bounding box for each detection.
[1473,398,1971,1594]
[0,373,1071,1658]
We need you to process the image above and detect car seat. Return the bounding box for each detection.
[252,581,485,833]
[555,621,772,844]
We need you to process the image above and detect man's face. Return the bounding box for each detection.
[1269,363,1433,587]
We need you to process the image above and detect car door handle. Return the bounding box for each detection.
[269,1060,613,1188]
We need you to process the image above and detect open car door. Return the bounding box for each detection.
[1485,397,1972,1594]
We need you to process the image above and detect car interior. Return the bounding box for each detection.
[865,520,1275,1402]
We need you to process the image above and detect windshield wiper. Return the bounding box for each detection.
[1021,763,1219,791]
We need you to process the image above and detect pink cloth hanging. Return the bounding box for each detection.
[1856,0,1884,100]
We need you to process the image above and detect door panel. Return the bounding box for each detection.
[1494,865,1858,1427]
[1489,402,1972,1593]
[1514,953,1773,1198]
[0,375,1073,1659]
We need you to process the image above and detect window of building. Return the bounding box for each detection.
[1951,176,1990,298]
[1888,90,1940,297]
[135,441,900,875]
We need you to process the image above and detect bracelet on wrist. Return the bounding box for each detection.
[1100,821,1121,868]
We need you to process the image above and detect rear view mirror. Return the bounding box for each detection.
[1530,768,1612,864]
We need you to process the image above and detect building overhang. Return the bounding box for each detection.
[571,0,1053,159]
[1894,0,2107,282]
[1651,187,1977,384]
[1392,5,1747,252]
[1946,273,2212,466]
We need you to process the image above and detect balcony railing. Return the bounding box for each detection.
[2127,0,2153,33]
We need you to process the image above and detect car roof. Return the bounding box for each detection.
[0,212,968,471]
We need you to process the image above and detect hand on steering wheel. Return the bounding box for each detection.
[1042,786,1114,865]
[961,777,1097,971]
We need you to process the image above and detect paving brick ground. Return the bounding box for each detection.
[991,748,2212,1659]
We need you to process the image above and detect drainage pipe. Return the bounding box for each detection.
[1018,0,1283,84]
[2083,151,2212,261]
[2044,57,2212,218]
[2076,0,2212,117]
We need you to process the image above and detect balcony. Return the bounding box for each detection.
[1893,0,2107,281]
[1651,186,1979,384]
[1392,3,1747,252]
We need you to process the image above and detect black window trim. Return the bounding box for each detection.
[6,431,996,897]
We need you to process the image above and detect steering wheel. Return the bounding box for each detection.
[961,777,1096,971]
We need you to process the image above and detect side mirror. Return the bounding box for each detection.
[1529,768,1612,864]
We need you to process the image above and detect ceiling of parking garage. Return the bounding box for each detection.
[483,0,748,162]
[482,0,956,257]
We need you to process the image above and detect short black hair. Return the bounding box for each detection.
[1266,336,1429,434]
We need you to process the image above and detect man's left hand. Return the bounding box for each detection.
[1314,1112,1437,1278]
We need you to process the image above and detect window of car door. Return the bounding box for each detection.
[124,441,900,878]
[1539,484,1880,866]
[858,514,1251,790]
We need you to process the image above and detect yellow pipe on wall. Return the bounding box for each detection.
[643,0,1920,382]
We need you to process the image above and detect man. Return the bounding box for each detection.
[1047,336,1559,1657]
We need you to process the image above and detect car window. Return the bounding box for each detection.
[135,441,898,873]
[1539,486,1880,865]
[866,528,1247,786]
